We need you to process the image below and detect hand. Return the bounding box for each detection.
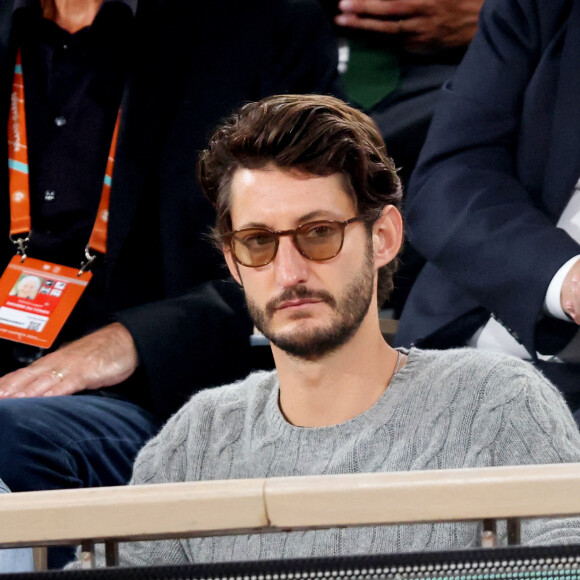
[335,0,483,54]
[561,260,580,325]
[0,323,139,398]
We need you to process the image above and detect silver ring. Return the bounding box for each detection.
[397,19,406,33]
[50,369,64,382]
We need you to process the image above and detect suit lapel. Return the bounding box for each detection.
[543,0,580,218]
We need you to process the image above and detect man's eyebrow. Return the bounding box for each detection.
[236,211,347,231]
[235,221,271,230]
[298,210,339,222]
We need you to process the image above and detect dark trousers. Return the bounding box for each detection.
[0,393,161,567]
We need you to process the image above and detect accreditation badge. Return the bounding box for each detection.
[0,256,92,348]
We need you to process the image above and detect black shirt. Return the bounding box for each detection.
[4,0,136,363]
[12,0,135,265]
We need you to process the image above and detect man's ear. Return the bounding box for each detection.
[372,205,403,269]
[224,246,243,285]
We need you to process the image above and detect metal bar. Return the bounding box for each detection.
[105,541,119,567]
[32,547,47,571]
[80,540,95,569]
[507,517,521,545]
[481,518,497,547]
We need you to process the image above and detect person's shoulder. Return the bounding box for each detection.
[190,370,278,409]
[477,0,569,40]
[408,346,533,370]
[401,349,580,467]
[130,370,279,485]
[402,347,574,431]
[406,347,548,393]
[156,370,277,437]
[141,370,278,449]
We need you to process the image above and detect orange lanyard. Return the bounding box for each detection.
[7,50,120,268]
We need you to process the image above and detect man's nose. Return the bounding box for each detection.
[274,236,309,287]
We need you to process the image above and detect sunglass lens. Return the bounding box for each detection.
[297,222,342,260]
[233,230,277,266]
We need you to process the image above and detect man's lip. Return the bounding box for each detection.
[276,298,323,310]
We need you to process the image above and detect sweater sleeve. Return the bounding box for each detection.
[66,390,225,569]
[119,389,230,566]
[507,376,580,546]
[472,358,580,545]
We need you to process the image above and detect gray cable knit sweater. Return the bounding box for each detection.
[83,347,580,567]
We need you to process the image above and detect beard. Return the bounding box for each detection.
[246,242,375,361]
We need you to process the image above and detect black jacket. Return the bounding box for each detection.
[0,0,340,418]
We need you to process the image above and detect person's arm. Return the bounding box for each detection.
[406,0,580,355]
[0,279,253,420]
[482,360,580,545]
[65,395,205,569]
[117,279,254,420]
[0,322,138,398]
[334,0,482,54]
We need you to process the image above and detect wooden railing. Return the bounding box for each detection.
[0,463,579,569]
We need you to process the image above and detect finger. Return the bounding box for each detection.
[560,260,580,325]
[337,0,419,18]
[0,367,41,397]
[566,276,580,324]
[0,354,80,397]
[561,274,580,325]
[0,323,138,398]
[563,301,580,325]
[0,369,75,398]
[335,13,418,34]
[0,367,59,398]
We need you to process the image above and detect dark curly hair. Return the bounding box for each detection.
[198,94,403,305]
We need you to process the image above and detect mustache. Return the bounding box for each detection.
[265,285,336,317]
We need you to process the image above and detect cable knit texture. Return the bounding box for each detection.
[73,348,580,567]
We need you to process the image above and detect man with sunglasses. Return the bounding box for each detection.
[75,94,580,567]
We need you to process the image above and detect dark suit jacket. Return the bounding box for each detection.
[0,0,340,419]
[397,0,580,371]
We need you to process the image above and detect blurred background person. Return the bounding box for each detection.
[396,0,580,425]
